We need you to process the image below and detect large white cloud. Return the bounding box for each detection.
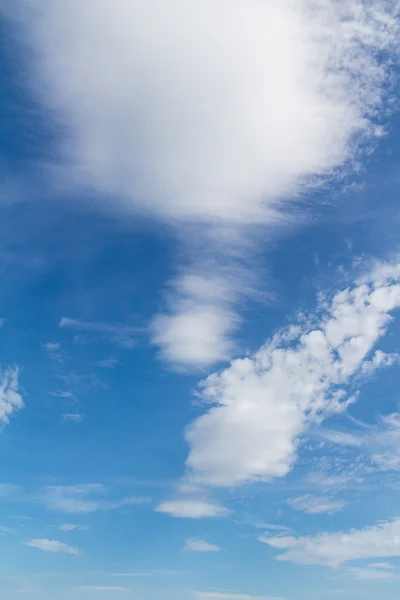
[8,0,399,223]
[4,0,399,367]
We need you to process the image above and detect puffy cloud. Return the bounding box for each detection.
[7,1,398,223]
[22,538,80,555]
[4,0,399,368]
[182,264,400,488]
[260,519,400,567]
[0,367,24,427]
[150,270,245,368]
[287,495,347,515]
[184,538,220,552]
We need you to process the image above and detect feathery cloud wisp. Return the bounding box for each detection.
[22,538,80,555]
[0,367,23,427]
[184,538,220,552]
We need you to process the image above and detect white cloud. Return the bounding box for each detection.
[0,367,24,427]
[4,0,399,368]
[156,497,229,519]
[194,593,284,600]
[260,518,400,567]
[287,495,347,515]
[59,317,140,348]
[43,484,148,514]
[22,538,80,555]
[59,523,88,532]
[184,538,220,552]
[180,264,400,488]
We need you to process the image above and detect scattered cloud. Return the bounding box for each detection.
[44,342,65,363]
[51,391,74,398]
[184,538,220,552]
[0,367,24,427]
[347,566,398,581]
[0,525,16,535]
[76,586,129,592]
[108,570,187,578]
[94,358,118,369]
[59,523,88,532]
[5,0,400,367]
[287,495,347,515]
[156,497,229,519]
[59,317,140,348]
[0,484,20,497]
[62,413,84,424]
[368,563,395,570]
[22,538,80,555]
[194,593,284,600]
[252,524,291,533]
[260,518,400,567]
[322,411,400,474]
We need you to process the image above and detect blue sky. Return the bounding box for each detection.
[2,2,400,600]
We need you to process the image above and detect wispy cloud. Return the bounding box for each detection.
[76,587,129,592]
[62,413,84,424]
[194,593,285,600]
[0,525,16,535]
[184,538,220,552]
[59,523,89,532]
[347,566,397,581]
[108,570,187,578]
[60,317,141,348]
[321,411,400,474]
[5,0,399,368]
[42,484,149,514]
[0,367,24,427]
[287,495,347,515]
[260,518,400,567]
[43,342,65,363]
[156,496,229,519]
[0,484,21,497]
[22,538,80,555]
